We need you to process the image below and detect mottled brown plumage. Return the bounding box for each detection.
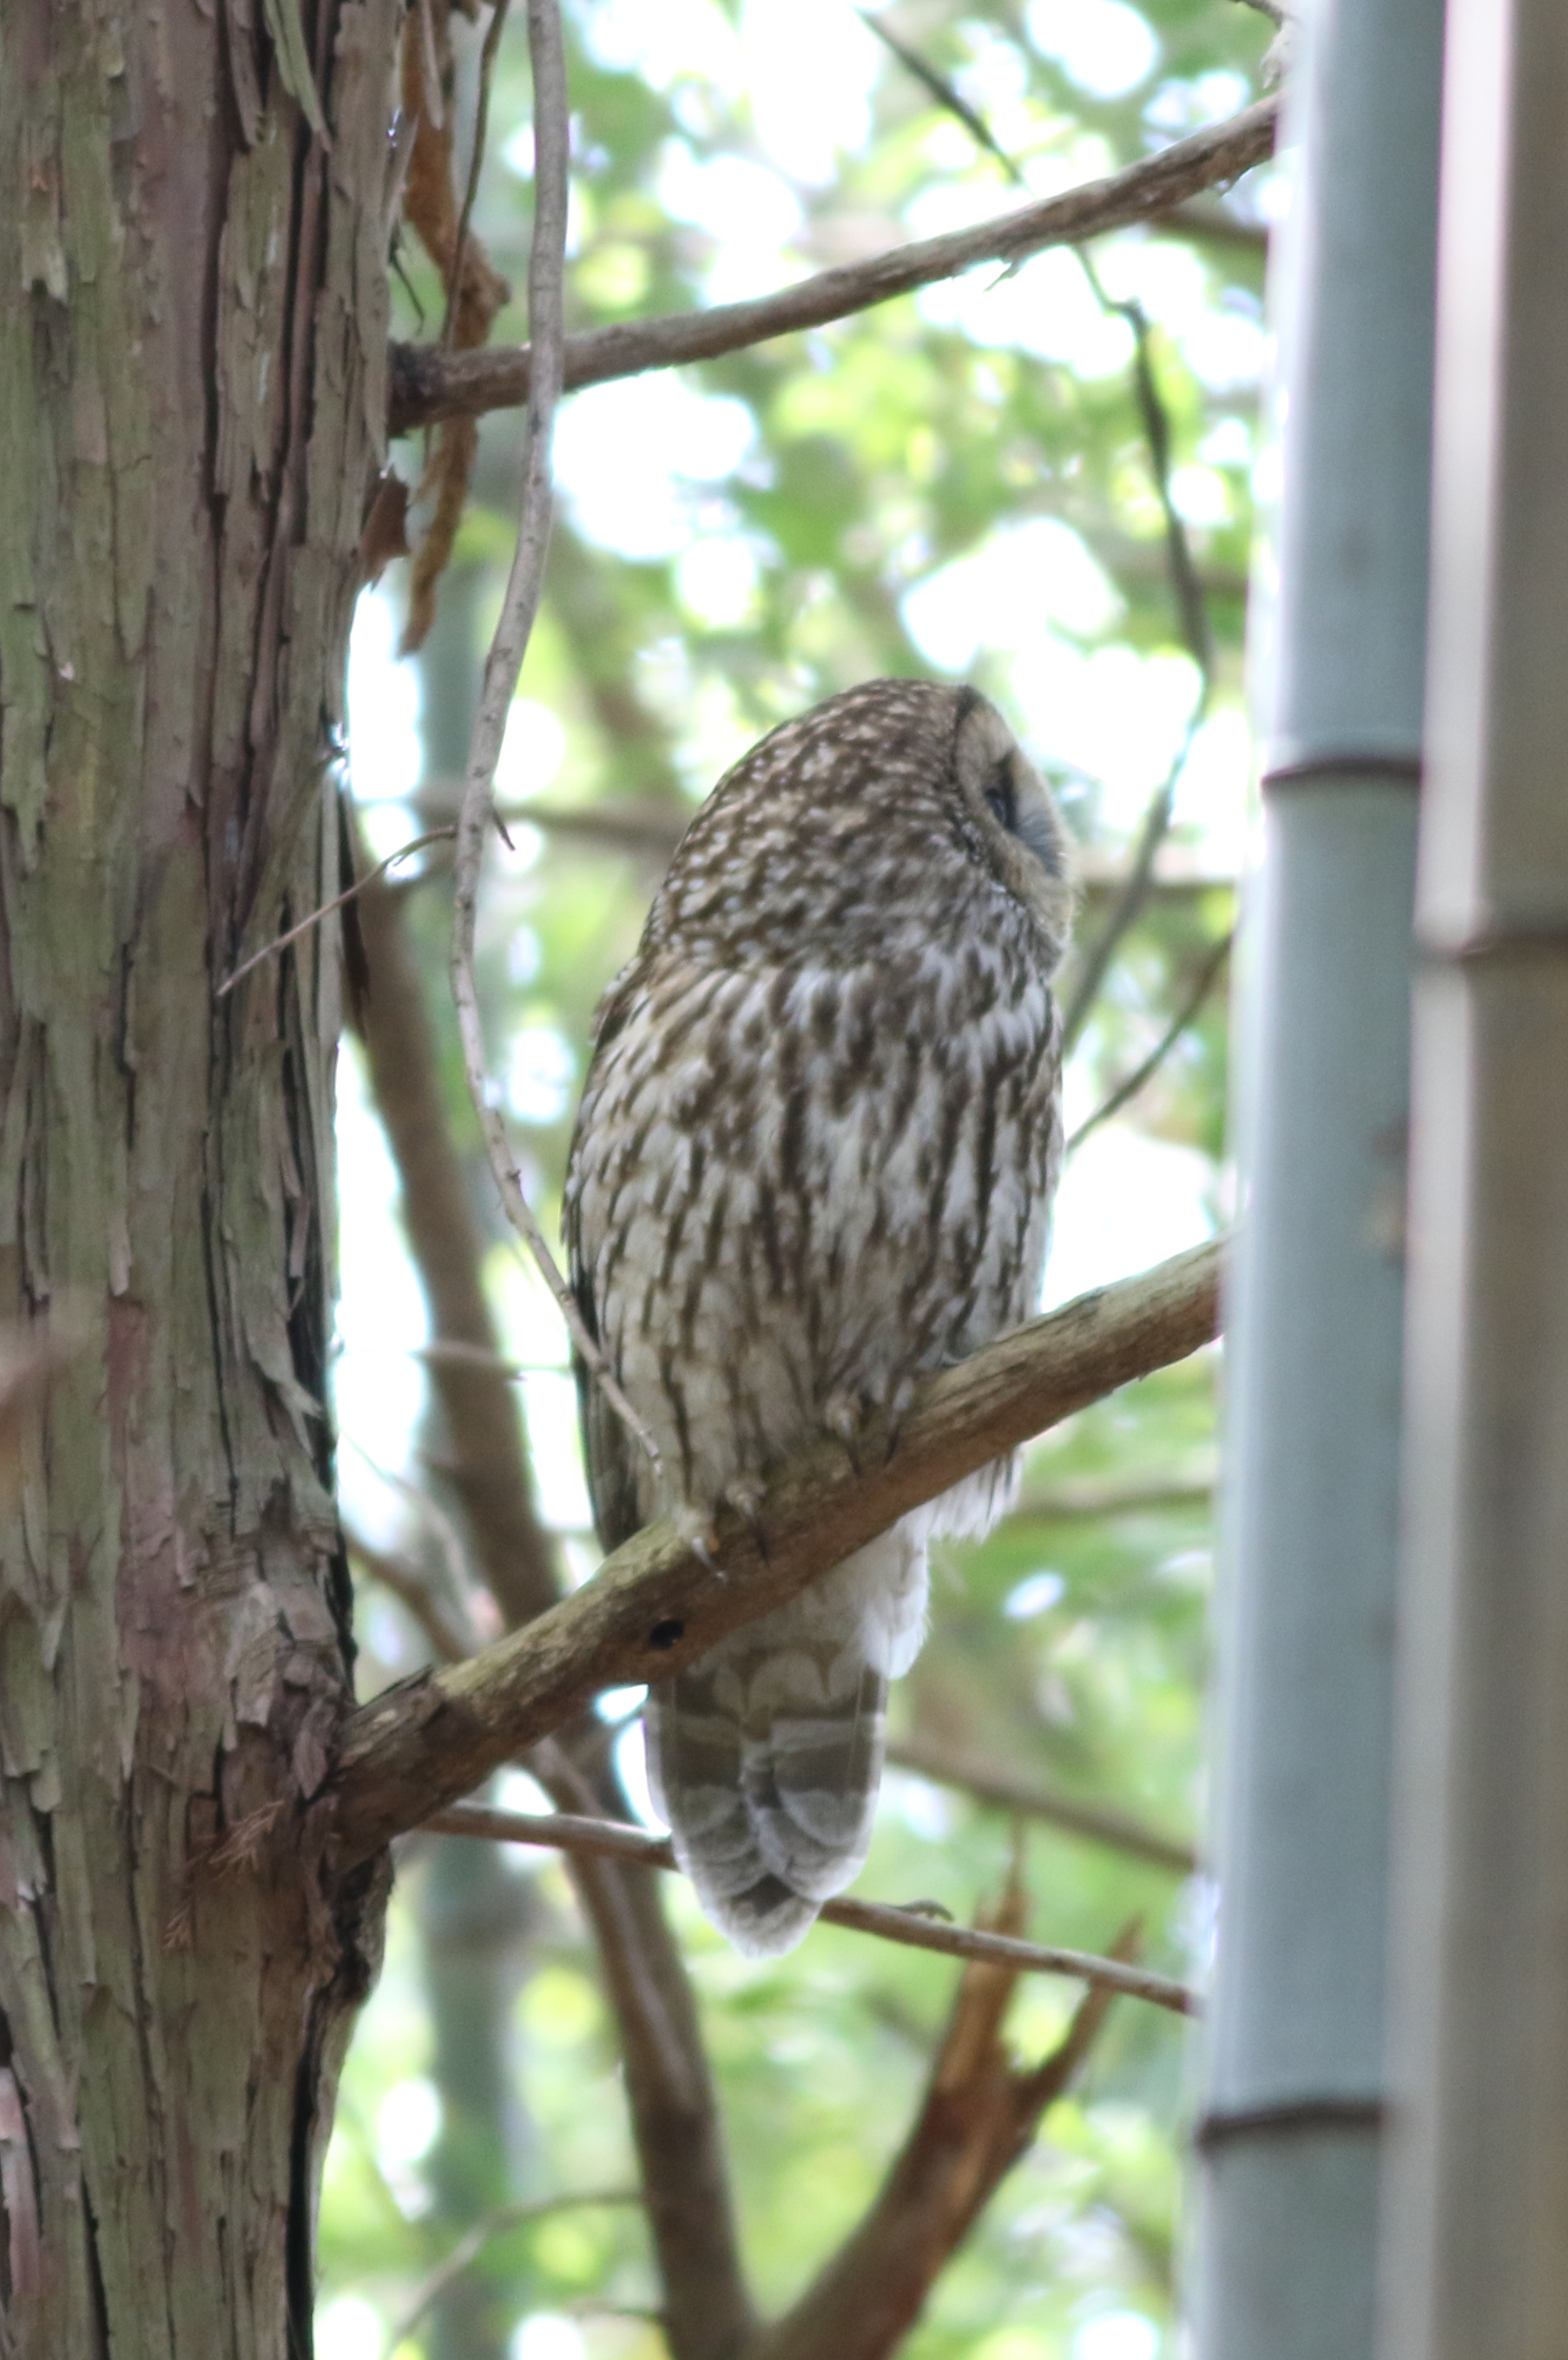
[563,679,1071,1954]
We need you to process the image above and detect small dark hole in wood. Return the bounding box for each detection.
[648,1618,685,1651]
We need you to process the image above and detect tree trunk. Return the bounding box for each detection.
[0,1,399,2350]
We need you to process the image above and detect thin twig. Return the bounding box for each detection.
[346,1525,474,1665]
[353,854,562,1624]
[216,828,454,998]
[389,2187,642,2346]
[442,0,511,349]
[532,1744,757,2355]
[886,1736,1196,1875]
[747,1909,1136,2360]
[479,794,1241,906]
[842,32,1224,1066]
[445,0,662,1478]
[1058,259,1220,1054]
[1069,926,1235,1151]
[860,10,1029,190]
[412,1338,530,1376]
[1009,1468,1213,1519]
[1097,277,1215,681]
[387,96,1278,432]
[428,1803,1197,2014]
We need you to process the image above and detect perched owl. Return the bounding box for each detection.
[563,679,1072,1955]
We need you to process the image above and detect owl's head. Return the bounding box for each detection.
[950,687,1075,971]
[642,677,1074,976]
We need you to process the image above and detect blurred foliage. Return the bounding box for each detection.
[324,0,1269,2351]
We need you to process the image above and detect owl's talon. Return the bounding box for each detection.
[822,1392,864,1475]
[672,1501,726,1579]
[723,1477,770,1563]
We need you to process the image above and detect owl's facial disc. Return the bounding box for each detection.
[951,696,1074,971]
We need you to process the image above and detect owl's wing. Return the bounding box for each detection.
[563,973,652,1555]
[574,1348,644,1554]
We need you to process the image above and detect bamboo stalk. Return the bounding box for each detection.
[1190,0,1444,2352]
[1380,6,1568,2352]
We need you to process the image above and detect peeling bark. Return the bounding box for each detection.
[0,1,401,2350]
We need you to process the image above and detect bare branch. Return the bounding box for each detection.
[328,1238,1222,1861]
[442,0,662,1480]
[747,1912,1140,2360]
[1060,279,1217,1054]
[1069,926,1234,1151]
[860,11,1028,191]
[531,1746,757,2359]
[428,1805,1193,2014]
[1009,1468,1213,1519]
[346,1526,475,1665]
[358,831,744,2336]
[388,98,1278,433]
[218,827,454,998]
[389,2186,642,2347]
[886,1737,1196,1876]
[353,860,561,1624]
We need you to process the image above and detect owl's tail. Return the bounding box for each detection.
[644,1526,928,1957]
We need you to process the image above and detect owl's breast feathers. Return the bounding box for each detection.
[565,922,1061,1533]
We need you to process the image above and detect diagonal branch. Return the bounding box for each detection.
[432,1804,1193,2015]
[886,1736,1196,1875]
[356,860,750,2350]
[353,858,561,1625]
[388,97,1277,432]
[328,1237,1223,1862]
[388,2187,642,2349]
[530,1748,757,2359]
[1068,925,1235,1152]
[743,1908,1139,2360]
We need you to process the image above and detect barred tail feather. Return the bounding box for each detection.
[644,1528,926,1958]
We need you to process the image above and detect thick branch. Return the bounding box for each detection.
[329,1237,1222,1861]
[388,99,1276,432]
[430,1807,1192,2014]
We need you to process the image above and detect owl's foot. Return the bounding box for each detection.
[821,1392,866,1475]
[670,1497,726,1578]
[882,1374,921,1463]
[721,1473,770,1562]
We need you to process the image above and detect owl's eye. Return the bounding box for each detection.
[984,763,1018,833]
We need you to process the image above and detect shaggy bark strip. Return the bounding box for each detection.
[388,96,1276,432]
[331,1236,1222,1859]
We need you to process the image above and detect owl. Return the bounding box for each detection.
[563,679,1072,1955]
